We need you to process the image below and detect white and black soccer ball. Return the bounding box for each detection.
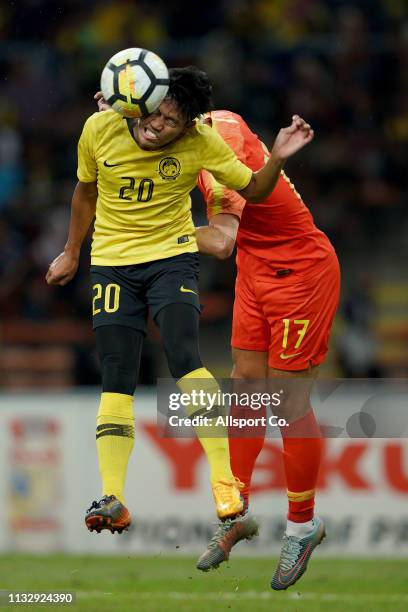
[100,48,169,118]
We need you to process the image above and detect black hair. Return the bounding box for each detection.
[167,66,213,122]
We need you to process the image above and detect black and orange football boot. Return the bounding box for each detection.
[85,495,131,534]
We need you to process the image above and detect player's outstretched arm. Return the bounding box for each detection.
[46,181,97,286]
[239,115,314,203]
[196,213,239,259]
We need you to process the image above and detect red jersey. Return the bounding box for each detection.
[198,110,335,278]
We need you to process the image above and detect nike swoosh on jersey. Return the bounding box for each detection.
[103,160,122,167]
[180,285,197,295]
[280,352,302,359]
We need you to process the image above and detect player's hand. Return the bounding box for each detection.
[45,251,79,286]
[271,115,314,162]
[94,91,111,112]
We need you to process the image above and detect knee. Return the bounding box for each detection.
[100,352,137,395]
[163,334,201,379]
[166,348,202,380]
[232,361,266,380]
[231,349,268,379]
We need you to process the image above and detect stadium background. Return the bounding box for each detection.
[0,0,407,609]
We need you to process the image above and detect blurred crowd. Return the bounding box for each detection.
[0,0,407,386]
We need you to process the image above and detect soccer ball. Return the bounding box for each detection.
[100,48,169,118]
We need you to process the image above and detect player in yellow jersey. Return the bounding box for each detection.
[46,66,313,537]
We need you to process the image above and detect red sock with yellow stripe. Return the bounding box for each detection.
[280,409,322,523]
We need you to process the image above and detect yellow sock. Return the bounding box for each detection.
[96,392,134,504]
[177,367,234,484]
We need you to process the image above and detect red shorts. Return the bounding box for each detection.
[232,250,340,370]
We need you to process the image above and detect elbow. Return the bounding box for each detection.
[240,176,266,203]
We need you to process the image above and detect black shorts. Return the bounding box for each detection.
[90,253,201,333]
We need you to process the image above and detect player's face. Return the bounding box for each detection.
[134,99,192,150]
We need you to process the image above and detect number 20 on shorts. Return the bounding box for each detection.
[92,283,120,315]
[282,319,310,350]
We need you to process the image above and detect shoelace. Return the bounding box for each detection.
[234,478,245,491]
[207,517,238,550]
[279,535,302,571]
[86,500,99,513]
[86,495,115,513]
[214,481,238,505]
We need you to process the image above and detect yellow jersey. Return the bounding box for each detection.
[77,110,252,265]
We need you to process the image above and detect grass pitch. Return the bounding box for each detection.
[0,555,407,611]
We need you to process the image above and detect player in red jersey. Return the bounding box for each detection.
[195,110,340,590]
[93,93,331,588]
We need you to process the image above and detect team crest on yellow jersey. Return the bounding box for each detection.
[158,157,181,180]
